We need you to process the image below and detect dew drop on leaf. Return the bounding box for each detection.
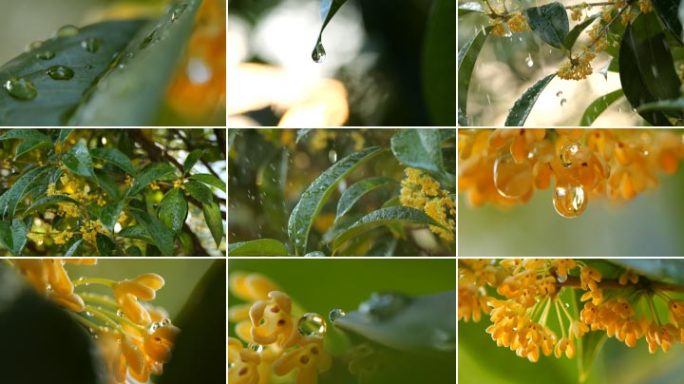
[56,24,80,37]
[3,77,38,100]
[35,50,55,60]
[81,37,101,53]
[28,40,43,51]
[298,313,327,336]
[47,65,75,80]
[358,292,412,320]
[329,308,346,322]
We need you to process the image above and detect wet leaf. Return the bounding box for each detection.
[458,27,490,124]
[202,201,223,248]
[312,0,348,62]
[15,139,51,158]
[563,14,599,49]
[184,179,214,204]
[118,225,154,243]
[95,233,117,256]
[183,149,205,174]
[61,141,93,177]
[505,73,556,126]
[129,163,176,195]
[0,129,50,143]
[0,166,49,219]
[636,97,684,113]
[0,219,27,256]
[159,188,188,233]
[0,20,146,126]
[188,173,226,191]
[69,1,200,125]
[130,209,175,255]
[652,0,682,42]
[23,195,79,216]
[228,239,290,256]
[579,89,624,126]
[63,238,83,256]
[288,146,384,255]
[90,147,136,176]
[391,129,454,186]
[610,259,684,284]
[332,207,441,251]
[336,177,395,219]
[525,2,570,49]
[423,0,456,125]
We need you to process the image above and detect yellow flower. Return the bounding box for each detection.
[400,168,455,241]
[507,12,529,33]
[272,336,332,384]
[558,50,596,80]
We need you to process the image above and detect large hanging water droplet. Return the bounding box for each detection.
[3,77,38,100]
[47,65,74,80]
[81,37,101,53]
[553,183,587,218]
[329,308,346,322]
[297,313,327,336]
[559,143,589,168]
[36,50,55,60]
[493,154,533,199]
[57,25,80,37]
[311,42,326,63]
[358,292,411,320]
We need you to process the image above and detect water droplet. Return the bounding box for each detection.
[328,149,338,163]
[525,54,533,67]
[248,343,264,353]
[553,183,587,218]
[329,308,346,322]
[559,143,589,168]
[297,313,327,336]
[493,154,533,199]
[139,30,157,49]
[81,37,101,53]
[28,41,43,51]
[311,42,326,63]
[47,65,74,80]
[358,292,411,320]
[171,3,188,22]
[187,58,212,84]
[3,77,38,100]
[557,274,568,283]
[116,309,124,317]
[431,329,456,351]
[556,91,563,97]
[560,98,567,107]
[56,25,80,37]
[160,318,171,326]
[35,50,55,60]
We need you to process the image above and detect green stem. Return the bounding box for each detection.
[74,277,116,288]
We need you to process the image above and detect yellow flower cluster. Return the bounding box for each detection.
[486,1,530,38]
[229,272,332,384]
[459,129,684,218]
[557,50,595,80]
[399,168,455,241]
[10,259,178,384]
[80,219,109,245]
[459,259,684,363]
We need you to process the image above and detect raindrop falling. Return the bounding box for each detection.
[525,54,534,67]
[560,98,567,107]
[35,50,55,60]
[493,154,533,199]
[329,308,346,322]
[556,91,563,97]
[56,24,80,37]
[553,183,587,218]
[311,41,326,63]
[81,37,101,53]
[297,313,327,336]
[47,65,74,80]
[3,77,38,100]
[328,149,338,163]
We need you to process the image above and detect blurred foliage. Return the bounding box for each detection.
[0,128,226,256]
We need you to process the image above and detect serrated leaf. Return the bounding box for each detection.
[287,146,384,255]
[0,20,146,126]
[69,1,201,125]
[23,195,79,216]
[159,188,188,233]
[183,149,205,174]
[0,166,49,219]
[332,206,442,250]
[563,14,599,49]
[130,209,175,255]
[63,238,83,256]
[96,233,117,256]
[525,2,570,49]
[505,73,556,126]
[423,0,456,125]
[391,129,453,186]
[580,89,624,126]
[0,219,27,256]
[184,179,214,204]
[61,141,93,177]
[458,27,490,124]
[336,177,395,219]
[129,163,176,195]
[653,0,682,43]
[312,0,348,61]
[100,200,124,231]
[202,201,223,248]
[228,239,289,256]
[610,259,684,284]
[91,147,136,175]
[188,173,226,191]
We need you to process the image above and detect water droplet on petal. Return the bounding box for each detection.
[47,65,74,80]
[3,77,38,100]
[312,42,326,63]
[248,343,264,353]
[81,37,101,53]
[493,154,533,199]
[329,308,346,322]
[57,25,80,37]
[297,313,327,336]
[36,50,55,60]
[553,183,587,218]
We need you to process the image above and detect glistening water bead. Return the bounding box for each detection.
[493,154,534,199]
[553,183,587,218]
[297,313,327,337]
[3,77,38,100]
[57,25,80,37]
[47,65,74,80]
[36,50,55,60]
[329,308,346,322]
[311,42,326,63]
[81,37,101,53]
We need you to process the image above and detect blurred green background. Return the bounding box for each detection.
[458,169,684,256]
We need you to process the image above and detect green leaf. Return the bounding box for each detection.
[63,238,83,256]
[118,225,153,243]
[391,129,453,185]
[619,13,681,125]
[93,169,122,200]
[333,290,455,353]
[505,73,556,126]
[563,14,599,49]
[159,188,188,233]
[129,163,176,195]
[100,200,124,231]
[23,195,79,216]
[312,0,348,61]
[0,21,146,125]
[90,147,136,175]
[61,140,93,177]
[0,219,27,256]
[69,1,201,125]
[96,233,117,256]
[579,89,624,126]
[0,129,50,142]
[257,150,288,233]
[336,177,395,219]
[610,259,684,284]
[15,139,52,158]
[55,129,73,143]
[202,201,223,248]
[423,0,456,125]
[458,27,491,124]
[0,166,48,219]
[525,2,569,49]
[228,239,290,256]
[652,0,682,42]
[579,331,607,383]
[130,209,175,255]
[287,146,384,255]
[636,98,684,113]
[184,179,214,204]
[332,206,442,251]
[183,149,205,174]
[188,173,226,191]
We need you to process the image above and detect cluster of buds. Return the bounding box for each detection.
[459,129,684,218]
[399,168,456,241]
[228,272,332,384]
[459,259,684,363]
[10,259,179,384]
